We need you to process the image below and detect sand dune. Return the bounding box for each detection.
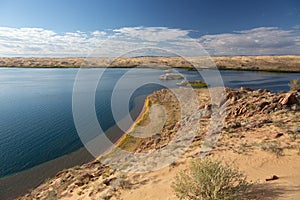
[1,55,300,72]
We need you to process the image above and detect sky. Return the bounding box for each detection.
[0,0,300,57]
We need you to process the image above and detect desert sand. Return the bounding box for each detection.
[1,55,300,72]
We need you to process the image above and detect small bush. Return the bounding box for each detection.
[111,174,131,190]
[260,141,284,157]
[289,134,297,142]
[172,158,251,200]
[288,79,300,91]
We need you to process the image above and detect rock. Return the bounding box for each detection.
[160,73,184,80]
[94,168,106,177]
[204,104,212,110]
[259,101,269,109]
[257,89,268,93]
[82,173,94,180]
[259,119,273,124]
[280,93,298,106]
[230,96,237,102]
[241,121,250,127]
[192,135,202,142]
[240,87,253,92]
[151,133,161,139]
[293,127,300,133]
[265,175,279,181]
[176,80,188,86]
[55,170,68,178]
[274,133,284,139]
[100,191,113,200]
[154,138,161,145]
[75,173,94,186]
[291,104,300,111]
[103,177,117,186]
[75,181,84,187]
[227,122,241,129]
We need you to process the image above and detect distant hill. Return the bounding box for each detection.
[1,55,300,72]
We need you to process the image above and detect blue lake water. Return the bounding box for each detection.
[0,68,299,179]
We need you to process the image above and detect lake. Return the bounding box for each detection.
[0,67,299,198]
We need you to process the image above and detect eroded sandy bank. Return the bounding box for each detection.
[17,87,300,200]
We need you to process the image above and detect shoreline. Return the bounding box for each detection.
[0,94,147,200]
[0,147,94,200]
[1,55,300,73]
[216,66,300,73]
[112,97,150,150]
[2,66,300,74]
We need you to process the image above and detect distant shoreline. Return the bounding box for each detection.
[1,55,300,73]
[2,65,300,73]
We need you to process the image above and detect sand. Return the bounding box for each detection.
[18,87,300,200]
[1,55,300,72]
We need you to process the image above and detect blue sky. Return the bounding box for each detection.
[0,0,300,56]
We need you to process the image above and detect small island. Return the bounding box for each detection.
[177,80,208,88]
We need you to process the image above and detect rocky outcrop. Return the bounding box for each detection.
[130,87,300,153]
[19,161,113,200]
[224,87,300,118]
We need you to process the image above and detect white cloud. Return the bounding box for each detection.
[199,27,300,55]
[292,25,300,29]
[0,26,299,57]
[91,30,106,37]
[113,26,190,42]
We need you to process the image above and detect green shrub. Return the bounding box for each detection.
[172,158,251,200]
[187,80,208,88]
[288,79,300,91]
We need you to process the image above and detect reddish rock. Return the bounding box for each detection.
[259,101,269,109]
[280,93,297,106]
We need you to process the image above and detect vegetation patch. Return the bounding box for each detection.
[259,141,284,157]
[187,80,208,88]
[289,79,300,91]
[172,157,251,200]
